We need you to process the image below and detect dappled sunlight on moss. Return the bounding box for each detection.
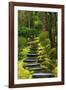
[48,48,57,59]
[52,67,58,77]
[18,60,32,79]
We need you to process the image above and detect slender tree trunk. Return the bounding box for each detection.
[48,13,53,48]
[48,13,57,48]
[42,13,46,31]
[28,12,31,30]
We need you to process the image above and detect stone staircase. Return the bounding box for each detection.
[23,39,54,78]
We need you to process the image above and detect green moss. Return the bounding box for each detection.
[49,48,57,59]
[18,61,32,79]
[18,46,30,60]
[18,36,27,49]
[39,31,49,42]
[52,67,58,77]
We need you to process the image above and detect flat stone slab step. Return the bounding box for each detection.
[27,53,39,57]
[28,41,39,44]
[28,51,38,53]
[29,67,43,71]
[30,48,43,50]
[24,59,43,63]
[27,57,38,59]
[32,73,54,78]
[28,52,37,54]
[24,64,40,67]
[24,59,36,62]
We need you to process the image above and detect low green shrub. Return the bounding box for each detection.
[41,58,51,66]
[39,31,49,42]
[43,38,50,46]
[18,61,32,79]
[18,36,27,50]
[52,66,58,77]
[18,36,28,60]
[49,48,57,59]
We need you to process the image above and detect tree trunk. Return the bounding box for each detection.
[42,13,46,31]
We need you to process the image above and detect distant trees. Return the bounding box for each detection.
[45,12,57,48]
[18,10,57,48]
[18,11,42,38]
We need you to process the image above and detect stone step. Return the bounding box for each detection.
[31,46,39,49]
[29,67,43,71]
[30,48,43,50]
[32,73,54,78]
[24,59,43,62]
[27,53,39,57]
[28,51,37,54]
[24,63,40,68]
[24,59,36,62]
[27,57,38,59]
[28,41,39,44]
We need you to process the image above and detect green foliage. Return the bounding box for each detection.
[41,58,51,66]
[18,51,22,60]
[18,26,30,38]
[46,12,57,48]
[52,67,57,77]
[40,58,51,71]
[44,39,51,53]
[18,47,30,60]
[43,38,50,46]
[18,36,27,50]
[18,36,28,60]
[18,61,32,79]
[55,36,57,44]
[18,26,41,38]
[49,48,57,59]
[39,31,49,41]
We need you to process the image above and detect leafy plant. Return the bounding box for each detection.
[49,48,57,59]
[18,36,27,50]
[39,31,49,41]
[52,66,57,77]
[18,61,32,79]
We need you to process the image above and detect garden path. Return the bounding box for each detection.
[23,38,54,78]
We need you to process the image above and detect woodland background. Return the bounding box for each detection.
[18,11,58,79]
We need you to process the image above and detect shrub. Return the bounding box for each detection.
[18,36,27,50]
[18,26,41,38]
[18,37,28,60]
[43,39,51,52]
[18,26,31,38]
[18,47,30,60]
[43,38,50,46]
[41,58,51,65]
[49,48,57,59]
[21,48,30,60]
[52,67,58,77]
[18,61,32,79]
[39,31,49,42]
[18,51,23,60]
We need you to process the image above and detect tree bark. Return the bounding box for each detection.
[42,13,46,31]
